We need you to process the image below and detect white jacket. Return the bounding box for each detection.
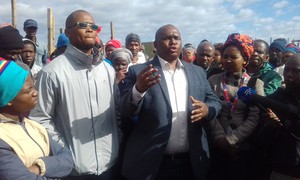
[30,44,119,176]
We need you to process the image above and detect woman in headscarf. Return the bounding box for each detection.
[109,48,134,180]
[0,60,74,179]
[207,33,265,180]
[110,48,133,94]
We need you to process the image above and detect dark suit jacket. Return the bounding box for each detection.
[120,56,221,180]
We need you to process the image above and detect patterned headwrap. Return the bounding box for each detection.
[286,43,296,48]
[224,33,254,62]
[284,47,300,54]
[110,48,133,64]
[0,60,29,107]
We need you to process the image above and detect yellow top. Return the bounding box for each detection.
[0,115,50,175]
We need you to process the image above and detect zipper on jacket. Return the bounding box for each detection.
[20,121,46,157]
[86,69,100,173]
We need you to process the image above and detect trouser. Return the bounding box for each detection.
[155,153,197,180]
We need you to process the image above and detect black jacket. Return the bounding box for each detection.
[265,88,300,178]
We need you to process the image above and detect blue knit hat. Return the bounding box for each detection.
[56,33,70,48]
[270,38,286,52]
[0,60,29,107]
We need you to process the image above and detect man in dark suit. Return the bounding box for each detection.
[120,24,221,180]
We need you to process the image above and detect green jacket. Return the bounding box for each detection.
[254,62,282,96]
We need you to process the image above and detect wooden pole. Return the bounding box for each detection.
[11,0,17,28]
[52,15,55,47]
[47,8,55,54]
[110,21,114,40]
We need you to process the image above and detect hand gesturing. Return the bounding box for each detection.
[190,96,208,123]
[136,64,161,93]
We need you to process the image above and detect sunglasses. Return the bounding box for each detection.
[68,22,99,31]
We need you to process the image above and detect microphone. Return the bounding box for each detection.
[237,86,299,118]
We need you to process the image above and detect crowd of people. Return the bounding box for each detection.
[0,9,299,180]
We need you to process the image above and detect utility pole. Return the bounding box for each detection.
[11,0,16,28]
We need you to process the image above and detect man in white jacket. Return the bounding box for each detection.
[30,10,119,180]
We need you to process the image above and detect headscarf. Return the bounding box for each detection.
[0,60,29,107]
[110,48,133,64]
[0,26,24,50]
[286,43,296,48]
[224,33,254,62]
[284,47,300,54]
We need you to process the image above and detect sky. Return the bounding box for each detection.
[1,0,300,49]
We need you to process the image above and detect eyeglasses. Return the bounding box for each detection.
[68,22,99,31]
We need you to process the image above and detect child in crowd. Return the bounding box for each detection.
[21,38,42,80]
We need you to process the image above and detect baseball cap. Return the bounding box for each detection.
[23,19,38,29]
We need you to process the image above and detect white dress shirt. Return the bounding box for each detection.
[132,56,189,154]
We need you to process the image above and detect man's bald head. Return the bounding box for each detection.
[65,10,91,29]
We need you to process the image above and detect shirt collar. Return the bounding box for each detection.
[157,55,184,70]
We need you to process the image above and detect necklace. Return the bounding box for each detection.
[222,73,249,120]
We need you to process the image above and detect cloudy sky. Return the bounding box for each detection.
[1,0,300,48]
